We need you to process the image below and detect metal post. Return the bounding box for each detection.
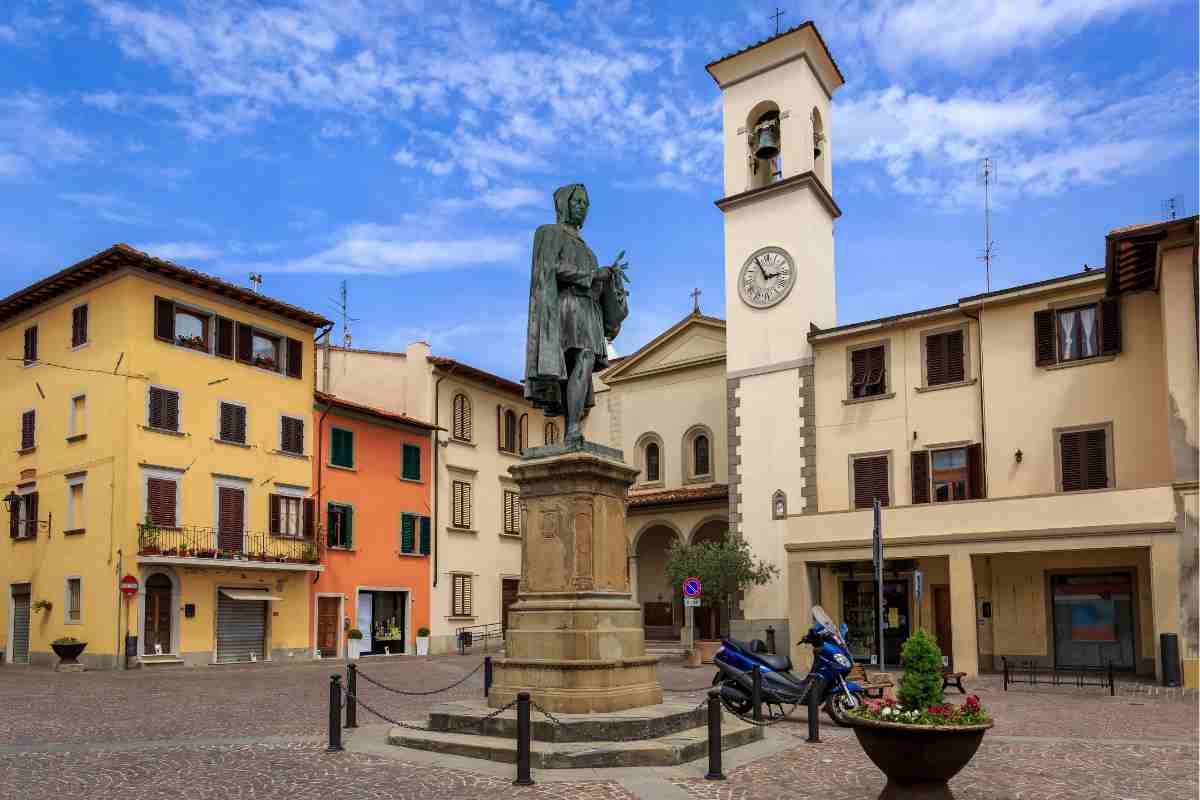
[345,663,358,728]
[765,625,776,655]
[806,678,823,743]
[327,675,344,752]
[484,656,493,698]
[751,667,763,722]
[513,692,534,786]
[705,689,725,780]
[1108,661,1115,697]
[1002,657,1008,691]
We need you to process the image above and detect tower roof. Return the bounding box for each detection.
[705,21,844,96]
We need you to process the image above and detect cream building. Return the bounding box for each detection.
[318,344,553,654]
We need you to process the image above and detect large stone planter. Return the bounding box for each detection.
[845,715,993,800]
[51,641,87,671]
[696,639,722,664]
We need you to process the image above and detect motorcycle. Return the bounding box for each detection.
[712,605,864,726]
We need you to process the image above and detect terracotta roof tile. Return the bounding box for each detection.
[628,483,728,509]
[428,355,525,398]
[315,390,440,431]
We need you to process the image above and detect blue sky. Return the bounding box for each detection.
[2,0,1196,380]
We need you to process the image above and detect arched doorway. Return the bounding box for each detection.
[690,520,728,640]
[636,525,680,641]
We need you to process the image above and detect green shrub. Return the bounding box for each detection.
[897,629,944,710]
[417,627,431,637]
[347,628,364,640]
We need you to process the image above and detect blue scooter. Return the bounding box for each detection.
[712,605,864,725]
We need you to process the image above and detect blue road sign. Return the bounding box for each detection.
[683,577,702,597]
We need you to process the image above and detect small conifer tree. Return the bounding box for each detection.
[897,629,944,710]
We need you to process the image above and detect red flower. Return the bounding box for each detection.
[965,695,981,711]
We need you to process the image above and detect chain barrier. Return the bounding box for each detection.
[347,689,518,733]
[718,695,802,727]
[525,694,710,743]
[354,660,484,696]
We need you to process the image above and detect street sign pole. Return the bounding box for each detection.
[873,499,884,673]
[683,577,702,652]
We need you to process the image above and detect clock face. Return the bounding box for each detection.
[738,247,795,309]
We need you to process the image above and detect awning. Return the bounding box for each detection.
[220,589,281,602]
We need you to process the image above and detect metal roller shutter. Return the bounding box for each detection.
[11,590,31,664]
[216,591,267,663]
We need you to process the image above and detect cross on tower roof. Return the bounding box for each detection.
[690,287,702,314]
[769,7,786,35]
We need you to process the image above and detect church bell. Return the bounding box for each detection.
[753,118,781,161]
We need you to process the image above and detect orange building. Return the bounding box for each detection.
[311,391,436,659]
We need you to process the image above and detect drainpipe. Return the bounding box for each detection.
[313,396,335,583]
[432,365,459,588]
[961,307,987,496]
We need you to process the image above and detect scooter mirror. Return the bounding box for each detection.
[840,623,849,637]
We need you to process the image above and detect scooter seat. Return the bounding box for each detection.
[759,653,792,671]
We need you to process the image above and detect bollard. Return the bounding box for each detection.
[705,689,725,780]
[327,675,344,752]
[513,692,534,786]
[806,678,823,743]
[345,663,358,729]
[751,667,763,722]
[765,625,776,655]
[1108,661,1115,697]
[484,656,493,698]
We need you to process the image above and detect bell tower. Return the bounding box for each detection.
[706,23,844,646]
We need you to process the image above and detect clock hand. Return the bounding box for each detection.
[755,257,768,280]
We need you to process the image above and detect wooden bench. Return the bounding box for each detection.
[848,663,894,698]
[942,670,967,694]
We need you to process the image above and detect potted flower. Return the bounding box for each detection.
[347,628,363,660]
[416,626,431,656]
[301,544,319,564]
[843,630,993,799]
[31,599,53,614]
[51,636,87,668]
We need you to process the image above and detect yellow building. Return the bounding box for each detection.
[1,245,331,668]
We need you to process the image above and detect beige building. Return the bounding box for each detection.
[318,344,553,654]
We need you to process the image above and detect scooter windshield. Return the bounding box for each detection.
[811,605,846,647]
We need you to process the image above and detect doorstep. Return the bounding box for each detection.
[138,654,185,668]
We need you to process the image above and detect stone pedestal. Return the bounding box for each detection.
[489,446,662,713]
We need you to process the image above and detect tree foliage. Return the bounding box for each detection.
[664,537,779,614]
[897,629,944,710]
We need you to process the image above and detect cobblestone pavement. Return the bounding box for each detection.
[0,657,1195,799]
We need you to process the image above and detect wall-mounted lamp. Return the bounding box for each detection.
[3,491,52,537]
[1014,449,1023,463]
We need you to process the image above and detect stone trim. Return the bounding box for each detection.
[798,364,818,514]
[726,377,742,539]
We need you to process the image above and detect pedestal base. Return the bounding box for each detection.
[490,655,663,713]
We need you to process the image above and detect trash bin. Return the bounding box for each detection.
[1160,633,1181,687]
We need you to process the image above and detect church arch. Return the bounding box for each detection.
[682,424,716,484]
[812,106,826,181]
[634,431,666,487]
[688,516,728,546]
[746,100,782,190]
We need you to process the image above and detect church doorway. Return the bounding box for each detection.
[636,525,680,641]
[690,520,728,640]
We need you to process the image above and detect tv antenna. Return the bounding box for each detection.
[977,157,997,293]
[770,7,786,35]
[1163,195,1184,220]
[248,272,263,293]
[330,280,359,349]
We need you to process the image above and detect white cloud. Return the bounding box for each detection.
[60,192,149,224]
[437,186,546,213]
[0,93,90,178]
[391,148,417,166]
[141,241,222,261]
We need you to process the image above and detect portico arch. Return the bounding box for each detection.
[688,516,728,546]
[634,523,682,641]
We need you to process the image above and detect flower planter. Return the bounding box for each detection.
[844,715,993,800]
[696,639,722,664]
[415,636,430,656]
[51,641,87,667]
[347,640,361,660]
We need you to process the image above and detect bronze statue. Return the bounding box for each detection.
[524,184,628,446]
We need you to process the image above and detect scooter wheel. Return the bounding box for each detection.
[824,695,860,727]
[718,681,754,716]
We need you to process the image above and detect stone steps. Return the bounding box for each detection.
[428,699,706,742]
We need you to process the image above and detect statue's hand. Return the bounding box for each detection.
[608,250,630,283]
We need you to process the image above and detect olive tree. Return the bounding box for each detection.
[664,537,779,638]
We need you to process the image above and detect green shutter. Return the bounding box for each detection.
[402,444,421,481]
[327,505,337,548]
[331,428,354,467]
[419,516,431,555]
[344,505,353,548]
[401,513,416,554]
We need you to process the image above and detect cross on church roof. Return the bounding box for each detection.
[769,7,786,35]
[690,287,702,313]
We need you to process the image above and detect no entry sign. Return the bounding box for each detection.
[683,577,702,598]
[119,575,139,597]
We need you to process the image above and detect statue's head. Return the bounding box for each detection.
[554,183,589,228]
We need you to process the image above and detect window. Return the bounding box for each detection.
[545,421,559,445]
[851,453,890,509]
[66,578,81,624]
[452,394,472,440]
[8,490,37,539]
[147,387,180,432]
[503,490,521,535]
[452,480,472,528]
[924,328,965,386]
[1035,298,1121,367]
[217,485,245,551]
[69,395,86,438]
[931,448,968,501]
[452,573,473,617]
[251,331,281,371]
[911,445,984,504]
[682,427,714,482]
[270,494,305,538]
[402,443,422,481]
[215,316,234,359]
[500,408,517,453]
[1059,426,1111,492]
[71,305,88,347]
[327,503,353,548]
[645,442,661,482]
[280,416,305,455]
[693,435,710,477]
[174,308,209,353]
[330,427,354,467]
[67,479,84,531]
[219,402,247,444]
[20,409,35,451]
[849,343,887,399]
[146,478,177,527]
[400,513,431,555]
[23,325,37,366]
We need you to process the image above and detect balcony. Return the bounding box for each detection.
[137,524,325,572]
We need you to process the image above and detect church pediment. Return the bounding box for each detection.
[603,313,726,383]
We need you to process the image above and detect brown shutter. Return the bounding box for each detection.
[215,317,234,359]
[147,478,176,526]
[1099,297,1121,356]
[9,498,18,537]
[236,323,253,363]
[853,455,889,509]
[1034,309,1056,366]
[72,306,88,347]
[496,405,502,451]
[162,390,180,431]
[286,338,303,379]
[966,442,985,499]
[20,410,35,450]
[155,297,174,342]
[269,494,281,535]
[24,492,37,537]
[218,487,244,550]
[303,498,315,539]
[1084,428,1108,489]
[850,348,868,390]
[1060,431,1083,491]
[23,326,37,364]
[926,333,947,386]
[945,329,964,383]
[911,450,931,504]
[148,387,163,429]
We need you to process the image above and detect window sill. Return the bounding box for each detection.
[327,462,356,472]
[63,528,86,536]
[140,425,188,437]
[915,378,977,394]
[398,476,424,484]
[65,620,82,626]
[71,341,91,352]
[269,532,308,540]
[213,437,250,448]
[328,545,355,553]
[498,449,521,458]
[446,616,476,622]
[22,361,40,369]
[682,474,714,485]
[636,481,664,490]
[1057,485,1115,494]
[16,446,36,455]
[11,535,35,542]
[447,526,477,534]
[65,433,87,443]
[397,552,428,559]
[272,449,309,460]
[843,392,896,406]
[499,532,522,539]
[448,438,476,449]
[1044,354,1116,371]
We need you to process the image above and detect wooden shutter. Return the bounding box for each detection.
[163,390,179,431]
[20,410,35,450]
[401,514,416,554]
[926,334,947,386]
[453,481,464,527]
[945,330,965,383]
[8,498,18,537]
[344,505,353,548]
[215,317,234,358]
[497,406,503,451]
[453,574,473,617]
[327,506,338,548]
[453,575,464,616]
[966,442,985,499]
[286,338,303,379]
[72,306,88,347]
[911,450,931,504]
[218,487,244,551]
[220,403,245,443]
[1034,309,1056,366]
[1084,428,1108,489]
[148,387,163,429]
[1099,297,1121,356]
[24,492,37,537]
[850,347,869,392]
[269,494,281,535]
[853,455,889,509]
[154,297,174,342]
[1060,431,1083,491]
[23,326,37,365]
[419,516,430,555]
[147,478,176,526]
[303,498,314,539]
[402,444,421,480]
[236,323,253,364]
[453,394,471,440]
[503,491,516,533]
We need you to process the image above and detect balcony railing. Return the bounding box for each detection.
[137,523,322,565]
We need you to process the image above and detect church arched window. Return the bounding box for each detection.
[646,442,660,482]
